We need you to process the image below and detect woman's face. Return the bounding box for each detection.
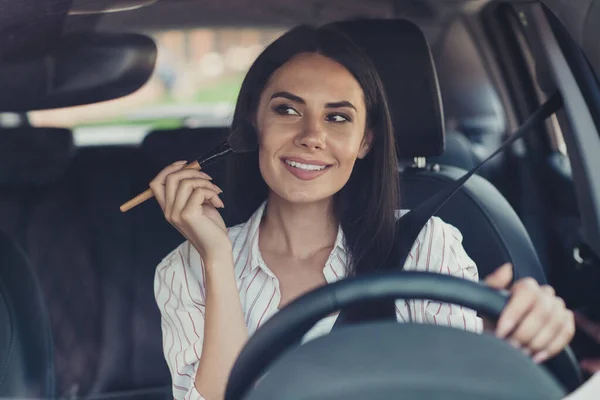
[255,52,372,205]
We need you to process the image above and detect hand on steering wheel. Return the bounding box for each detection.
[485,264,575,365]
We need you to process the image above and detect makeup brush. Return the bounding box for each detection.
[119,130,258,212]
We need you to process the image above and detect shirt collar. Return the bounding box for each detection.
[236,201,347,280]
[234,201,266,280]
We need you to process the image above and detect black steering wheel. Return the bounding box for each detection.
[225,271,582,399]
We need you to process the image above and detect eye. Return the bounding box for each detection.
[326,113,351,123]
[273,104,300,116]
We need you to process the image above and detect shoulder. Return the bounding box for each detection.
[395,209,463,248]
[400,211,475,278]
[154,241,195,287]
[418,215,464,246]
[154,218,255,286]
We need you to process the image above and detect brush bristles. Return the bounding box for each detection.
[227,127,258,153]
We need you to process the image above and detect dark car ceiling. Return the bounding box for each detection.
[87,0,485,39]
[62,0,484,54]
[0,0,487,60]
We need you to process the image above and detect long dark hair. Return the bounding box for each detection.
[226,24,399,278]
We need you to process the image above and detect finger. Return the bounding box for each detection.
[507,294,554,354]
[171,179,222,222]
[541,285,555,297]
[149,160,187,210]
[485,263,513,290]
[574,312,600,342]
[581,358,600,374]
[527,297,567,354]
[180,186,224,222]
[537,310,575,362]
[496,278,539,338]
[152,160,188,184]
[164,169,216,218]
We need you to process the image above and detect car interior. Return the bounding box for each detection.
[1,0,600,399]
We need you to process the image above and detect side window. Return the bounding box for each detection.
[502,6,569,158]
[434,19,507,160]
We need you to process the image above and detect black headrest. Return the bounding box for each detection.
[0,128,74,186]
[141,127,230,167]
[330,19,445,158]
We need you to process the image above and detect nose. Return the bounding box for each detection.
[294,118,326,151]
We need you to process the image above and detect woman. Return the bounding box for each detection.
[152,24,574,400]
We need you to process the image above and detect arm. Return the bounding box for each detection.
[423,218,483,333]
[155,245,248,400]
[151,162,249,400]
[399,217,483,333]
[195,252,248,400]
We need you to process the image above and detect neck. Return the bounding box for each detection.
[260,192,338,260]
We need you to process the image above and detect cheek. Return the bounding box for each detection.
[256,128,285,184]
[256,115,295,148]
[330,135,364,166]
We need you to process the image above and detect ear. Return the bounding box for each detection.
[357,130,373,159]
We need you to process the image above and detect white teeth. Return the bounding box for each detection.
[285,160,327,171]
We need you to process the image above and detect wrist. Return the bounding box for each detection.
[203,250,235,275]
[190,240,232,263]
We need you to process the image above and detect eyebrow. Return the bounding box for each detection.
[270,91,357,111]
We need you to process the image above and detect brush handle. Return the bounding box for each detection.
[119,160,200,212]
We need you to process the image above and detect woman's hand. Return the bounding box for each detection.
[150,161,231,262]
[484,263,575,364]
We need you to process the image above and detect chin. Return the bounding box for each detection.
[272,187,334,205]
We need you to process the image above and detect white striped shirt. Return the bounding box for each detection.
[154,202,483,400]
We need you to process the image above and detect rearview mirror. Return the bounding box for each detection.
[0,32,157,112]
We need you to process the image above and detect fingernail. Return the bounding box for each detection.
[533,351,548,364]
[173,160,187,165]
[497,319,515,338]
[508,339,521,349]
[214,184,223,193]
[200,172,213,180]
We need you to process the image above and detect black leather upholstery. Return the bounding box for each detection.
[0,127,104,398]
[70,146,173,400]
[0,229,54,398]
[0,127,74,186]
[400,166,547,282]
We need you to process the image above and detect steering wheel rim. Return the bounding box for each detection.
[225,271,581,399]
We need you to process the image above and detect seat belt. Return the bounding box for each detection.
[333,91,563,328]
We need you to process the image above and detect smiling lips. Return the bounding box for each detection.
[281,157,333,180]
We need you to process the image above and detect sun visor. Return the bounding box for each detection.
[0,32,157,112]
